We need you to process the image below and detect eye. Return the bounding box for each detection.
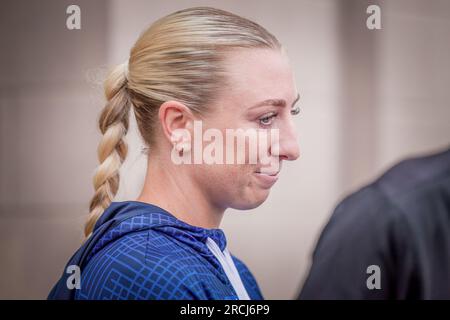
[291,106,300,116]
[259,112,277,126]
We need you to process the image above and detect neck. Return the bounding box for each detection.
[136,152,225,229]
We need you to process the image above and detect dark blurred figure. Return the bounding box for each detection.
[299,147,450,299]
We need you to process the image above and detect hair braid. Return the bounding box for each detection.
[85,63,130,237]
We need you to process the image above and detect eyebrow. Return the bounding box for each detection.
[249,93,300,110]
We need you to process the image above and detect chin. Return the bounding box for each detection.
[231,189,270,210]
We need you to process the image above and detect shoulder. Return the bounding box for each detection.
[301,183,405,299]
[325,148,450,249]
[76,229,206,300]
[326,148,450,243]
[231,255,264,300]
[375,148,450,207]
[301,149,450,299]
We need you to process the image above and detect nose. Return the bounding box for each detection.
[270,119,300,161]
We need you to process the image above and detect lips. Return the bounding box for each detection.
[253,169,280,188]
[254,170,279,176]
[255,163,281,176]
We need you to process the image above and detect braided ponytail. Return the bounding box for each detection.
[85,62,130,237]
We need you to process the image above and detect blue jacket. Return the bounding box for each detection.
[48,201,264,300]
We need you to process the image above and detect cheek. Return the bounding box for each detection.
[211,164,262,202]
[195,164,253,196]
[193,163,270,210]
[206,164,251,187]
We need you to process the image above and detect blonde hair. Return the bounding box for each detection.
[85,7,281,237]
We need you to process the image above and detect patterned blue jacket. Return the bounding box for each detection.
[48,201,264,300]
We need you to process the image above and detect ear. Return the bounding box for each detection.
[158,100,194,147]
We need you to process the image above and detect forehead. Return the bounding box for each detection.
[221,48,297,104]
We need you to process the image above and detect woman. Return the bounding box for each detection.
[49,6,300,300]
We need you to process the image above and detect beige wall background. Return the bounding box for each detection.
[0,0,449,299]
